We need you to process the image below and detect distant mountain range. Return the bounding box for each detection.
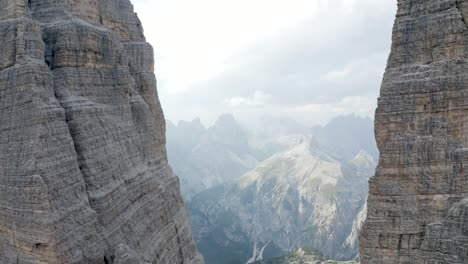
[166,114,377,264]
[311,115,378,161]
[167,114,259,200]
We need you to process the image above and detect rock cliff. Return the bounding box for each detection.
[0,0,203,263]
[360,0,468,263]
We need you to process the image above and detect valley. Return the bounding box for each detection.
[167,115,376,264]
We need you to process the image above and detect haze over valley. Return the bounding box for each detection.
[166,114,377,263]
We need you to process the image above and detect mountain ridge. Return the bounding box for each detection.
[188,135,375,263]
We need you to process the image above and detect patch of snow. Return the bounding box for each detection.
[246,242,258,264]
[257,241,271,261]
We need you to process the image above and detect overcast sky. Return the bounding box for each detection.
[132,0,397,126]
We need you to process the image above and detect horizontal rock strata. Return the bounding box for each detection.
[360,0,468,263]
[0,0,203,263]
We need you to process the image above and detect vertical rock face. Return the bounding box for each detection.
[361,0,468,263]
[0,0,204,263]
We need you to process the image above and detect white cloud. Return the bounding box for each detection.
[274,96,377,125]
[227,91,273,107]
[131,0,397,125]
[342,0,357,14]
[324,68,352,81]
[133,0,322,93]
[323,54,387,83]
[286,96,377,113]
[287,96,375,115]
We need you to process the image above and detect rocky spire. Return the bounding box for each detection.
[360,0,468,263]
[0,0,203,263]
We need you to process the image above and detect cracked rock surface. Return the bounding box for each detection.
[0,0,204,263]
[360,0,468,263]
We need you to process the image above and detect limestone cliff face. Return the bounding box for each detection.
[361,0,468,263]
[0,0,204,263]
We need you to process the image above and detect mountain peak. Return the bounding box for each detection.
[213,113,239,127]
[177,118,206,132]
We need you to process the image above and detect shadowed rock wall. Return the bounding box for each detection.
[0,0,204,263]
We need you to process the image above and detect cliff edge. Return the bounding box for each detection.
[0,0,204,263]
[361,0,468,263]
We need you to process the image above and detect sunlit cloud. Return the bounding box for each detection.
[227,91,273,108]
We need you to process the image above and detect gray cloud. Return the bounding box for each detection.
[154,0,397,125]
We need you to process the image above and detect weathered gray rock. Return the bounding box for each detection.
[417,198,468,263]
[0,0,203,263]
[360,0,468,263]
[112,244,142,264]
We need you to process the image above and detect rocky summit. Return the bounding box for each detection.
[360,0,468,263]
[0,0,203,263]
[166,114,259,201]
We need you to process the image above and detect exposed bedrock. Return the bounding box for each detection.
[360,0,468,263]
[0,0,203,263]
